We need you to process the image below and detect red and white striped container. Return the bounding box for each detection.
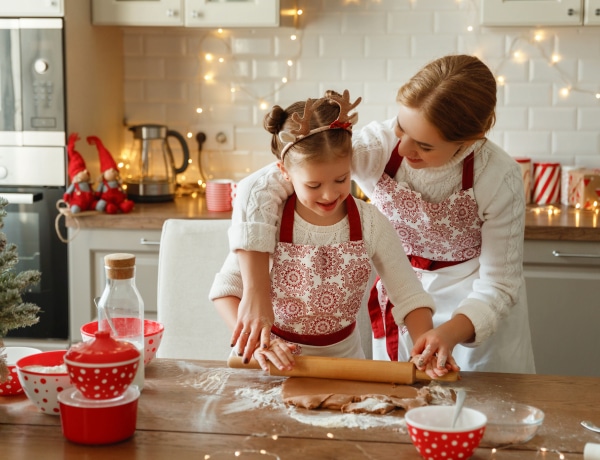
[532,162,561,205]
[515,158,532,204]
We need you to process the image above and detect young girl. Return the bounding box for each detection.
[227,55,536,376]
[209,91,436,371]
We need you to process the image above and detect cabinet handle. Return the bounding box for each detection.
[596,8,600,16]
[166,9,178,18]
[552,250,600,259]
[567,8,575,15]
[140,238,160,246]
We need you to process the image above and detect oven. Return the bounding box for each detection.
[0,17,68,345]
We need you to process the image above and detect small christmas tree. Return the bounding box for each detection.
[0,197,41,382]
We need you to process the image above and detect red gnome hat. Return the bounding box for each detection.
[87,136,118,173]
[67,133,87,181]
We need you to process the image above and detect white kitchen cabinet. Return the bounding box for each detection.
[480,0,600,26]
[0,0,64,17]
[523,240,600,377]
[92,0,184,27]
[184,0,279,27]
[91,0,279,27]
[68,227,162,342]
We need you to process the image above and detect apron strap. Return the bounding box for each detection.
[271,322,356,346]
[280,193,363,242]
[384,141,402,177]
[462,151,475,190]
[367,276,399,361]
[279,194,297,243]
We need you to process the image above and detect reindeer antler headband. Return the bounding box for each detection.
[279,90,361,160]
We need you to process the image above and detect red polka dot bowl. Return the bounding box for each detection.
[0,347,41,396]
[15,350,73,415]
[405,405,487,460]
[65,331,141,400]
[80,319,164,366]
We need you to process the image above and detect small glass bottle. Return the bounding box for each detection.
[97,253,144,390]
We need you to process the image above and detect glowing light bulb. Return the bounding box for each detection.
[260,101,269,110]
[217,28,223,34]
[204,74,213,82]
[559,87,570,97]
[534,32,543,41]
[297,9,303,15]
[218,57,224,63]
[596,93,600,99]
[186,132,193,138]
[467,25,473,32]
[291,34,297,40]
[551,54,560,63]
[205,53,213,62]
[497,75,506,86]
[196,108,203,114]
[287,60,293,67]
[282,77,288,83]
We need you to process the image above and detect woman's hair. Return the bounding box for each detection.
[263,90,352,165]
[397,55,497,142]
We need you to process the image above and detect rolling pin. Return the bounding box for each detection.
[227,355,459,384]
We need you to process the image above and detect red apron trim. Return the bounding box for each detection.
[367,276,398,361]
[408,255,467,271]
[271,322,356,346]
[280,193,363,243]
[383,143,475,192]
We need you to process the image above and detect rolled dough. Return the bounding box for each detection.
[282,377,431,414]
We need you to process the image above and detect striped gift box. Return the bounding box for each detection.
[532,162,561,205]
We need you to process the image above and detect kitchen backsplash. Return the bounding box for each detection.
[121,0,600,183]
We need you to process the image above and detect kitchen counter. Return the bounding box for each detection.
[66,194,599,241]
[1,358,597,459]
[65,192,232,230]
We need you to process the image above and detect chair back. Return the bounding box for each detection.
[156,218,232,360]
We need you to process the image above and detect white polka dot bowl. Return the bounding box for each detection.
[80,319,164,366]
[405,405,487,460]
[15,350,73,415]
[0,347,42,396]
[64,330,141,400]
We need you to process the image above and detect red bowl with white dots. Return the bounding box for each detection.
[405,405,487,460]
[64,331,141,400]
[80,319,164,366]
[0,347,41,396]
[15,350,73,415]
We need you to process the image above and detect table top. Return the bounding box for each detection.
[1,359,598,459]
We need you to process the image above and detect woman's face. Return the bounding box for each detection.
[394,105,465,169]
[279,152,352,226]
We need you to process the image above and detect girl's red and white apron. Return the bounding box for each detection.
[369,143,535,373]
[270,194,372,358]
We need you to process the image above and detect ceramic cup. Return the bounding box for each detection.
[206,179,237,212]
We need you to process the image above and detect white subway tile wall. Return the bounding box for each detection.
[122,0,600,181]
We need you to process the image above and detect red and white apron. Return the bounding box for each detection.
[270,194,372,358]
[368,142,535,373]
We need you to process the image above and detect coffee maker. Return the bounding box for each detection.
[124,124,190,202]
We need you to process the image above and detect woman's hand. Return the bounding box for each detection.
[253,338,297,372]
[232,288,274,363]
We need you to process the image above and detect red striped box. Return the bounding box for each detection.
[532,162,561,205]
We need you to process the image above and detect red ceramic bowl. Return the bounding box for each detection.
[58,386,139,445]
[0,347,41,396]
[405,406,487,460]
[65,331,141,400]
[80,319,164,365]
[15,350,72,415]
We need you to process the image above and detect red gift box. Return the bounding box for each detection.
[568,169,600,210]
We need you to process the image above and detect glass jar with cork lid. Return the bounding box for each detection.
[96,253,144,390]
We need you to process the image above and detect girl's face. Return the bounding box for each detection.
[279,152,352,226]
[394,105,465,169]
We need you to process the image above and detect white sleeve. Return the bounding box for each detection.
[208,251,243,301]
[351,119,397,197]
[228,162,294,253]
[454,151,526,345]
[359,202,436,325]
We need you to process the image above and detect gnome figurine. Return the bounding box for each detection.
[87,136,134,214]
[63,133,98,213]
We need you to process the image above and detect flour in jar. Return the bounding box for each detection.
[23,364,67,373]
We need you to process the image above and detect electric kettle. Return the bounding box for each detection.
[124,124,190,202]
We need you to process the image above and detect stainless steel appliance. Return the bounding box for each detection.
[124,124,190,202]
[0,17,68,342]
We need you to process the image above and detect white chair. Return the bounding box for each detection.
[156,218,232,360]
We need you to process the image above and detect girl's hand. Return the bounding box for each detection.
[410,330,460,379]
[253,339,297,372]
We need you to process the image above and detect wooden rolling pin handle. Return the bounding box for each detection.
[228,355,459,383]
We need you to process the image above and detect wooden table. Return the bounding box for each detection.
[1,359,598,459]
